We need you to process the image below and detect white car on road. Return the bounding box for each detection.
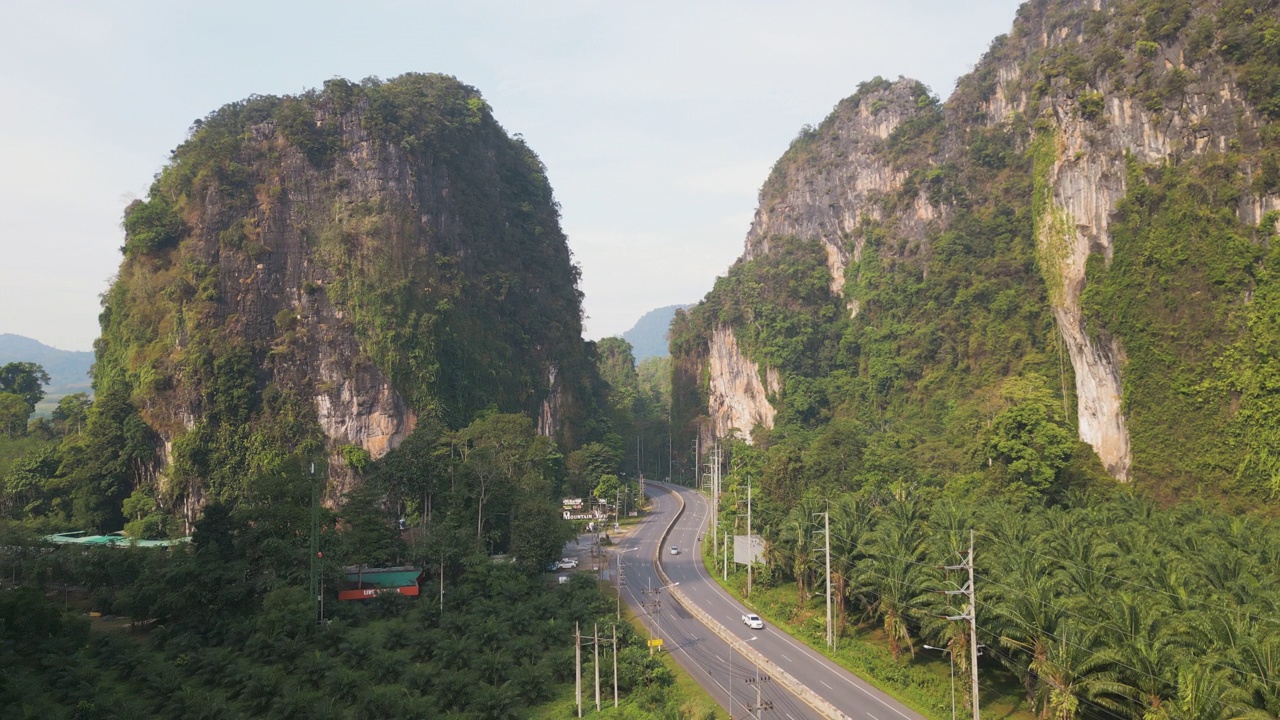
[742,613,764,629]
[558,558,579,569]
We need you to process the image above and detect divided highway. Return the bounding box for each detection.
[614,482,924,720]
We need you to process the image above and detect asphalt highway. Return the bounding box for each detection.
[615,486,824,719]
[616,482,925,720]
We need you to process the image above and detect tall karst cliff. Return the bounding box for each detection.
[674,0,1280,500]
[97,74,601,523]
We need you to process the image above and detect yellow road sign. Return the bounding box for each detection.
[647,638,664,648]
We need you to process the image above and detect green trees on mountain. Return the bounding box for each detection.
[0,361,50,438]
[595,337,673,481]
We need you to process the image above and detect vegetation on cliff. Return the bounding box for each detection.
[672,0,1280,717]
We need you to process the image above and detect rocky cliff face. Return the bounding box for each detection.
[746,79,953,316]
[706,326,779,441]
[99,74,597,520]
[971,0,1280,480]
[676,0,1280,497]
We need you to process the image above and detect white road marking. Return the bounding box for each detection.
[820,681,833,689]
[781,653,793,663]
[868,714,880,720]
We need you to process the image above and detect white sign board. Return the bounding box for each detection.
[733,534,766,565]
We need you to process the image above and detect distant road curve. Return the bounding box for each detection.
[616,485,823,719]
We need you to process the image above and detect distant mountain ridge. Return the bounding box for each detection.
[621,304,691,361]
[0,333,93,396]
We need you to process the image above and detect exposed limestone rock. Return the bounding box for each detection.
[537,363,564,439]
[707,326,778,441]
[104,75,591,520]
[1035,124,1132,479]
[745,79,945,316]
[977,0,1280,480]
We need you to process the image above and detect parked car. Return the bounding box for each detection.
[742,613,764,629]
[558,558,579,569]
[669,546,679,555]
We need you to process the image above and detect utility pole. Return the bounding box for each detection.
[616,550,624,619]
[594,622,601,712]
[745,661,773,719]
[642,577,662,655]
[711,443,721,559]
[613,624,619,708]
[825,505,832,650]
[968,529,980,720]
[924,644,956,720]
[575,622,582,718]
[696,430,706,486]
[946,530,980,720]
[309,461,320,627]
[724,530,729,581]
[746,477,753,597]
[815,506,833,649]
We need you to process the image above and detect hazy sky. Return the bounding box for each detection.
[0,0,1023,351]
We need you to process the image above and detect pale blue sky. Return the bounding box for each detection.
[0,0,1022,351]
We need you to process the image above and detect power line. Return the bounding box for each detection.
[775,502,1279,693]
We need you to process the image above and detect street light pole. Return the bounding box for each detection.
[746,476,753,597]
[924,644,956,720]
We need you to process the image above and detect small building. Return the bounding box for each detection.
[337,566,423,601]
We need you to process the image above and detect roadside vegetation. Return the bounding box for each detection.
[701,461,1280,720]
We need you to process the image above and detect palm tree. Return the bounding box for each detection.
[1154,665,1256,720]
[855,490,933,661]
[1031,618,1126,720]
[829,492,872,638]
[985,535,1065,707]
[1048,518,1119,609]
[1102,593,1181,720]
[781,497,824,607]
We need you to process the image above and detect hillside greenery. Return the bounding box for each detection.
[592,338,674,485]
[0,410,698,718]
[672,1,1280,717]
[81,72,610,533]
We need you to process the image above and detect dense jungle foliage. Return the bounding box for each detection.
[0,546,679,719]
[593,339,674,483]
[0,408,688,718]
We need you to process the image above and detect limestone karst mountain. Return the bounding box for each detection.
[673,0,1280,500]
[93,74,603,525]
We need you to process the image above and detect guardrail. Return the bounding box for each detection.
[649,483,852,720]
